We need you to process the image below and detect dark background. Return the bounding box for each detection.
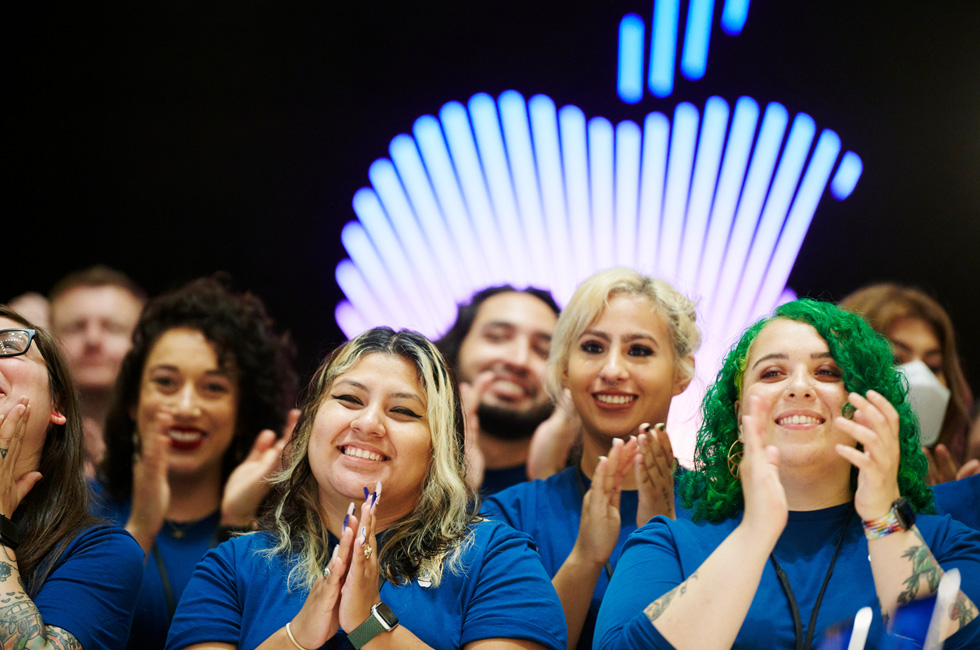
[9,1,980,385]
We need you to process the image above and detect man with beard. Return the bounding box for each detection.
[438,286,573,496]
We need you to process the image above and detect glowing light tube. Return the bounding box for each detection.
[340,219,420,328]
[754,128,841,316]
[560,104,594,279]
[589,116,616,269]
[615,119,642,268]
[681,0,716,81]
[469,93,533,287]
[680,96,729,287]
[529,94,575,299]
[721,0,751,36]
[334,259,386,334]
[348,192,435,331]
[728,111,816,332]
[830,150,863,200]
[637,111,670,269]
[660,102,700,278]
[412,113,492,292]
[387,135,470,303]
[618,14,645,104]
[697,96,758,299]
[499,90,553,287]
[649,0,680,98]
[335,301,368,339]
[709,101,788,325]
[368,158,454,323]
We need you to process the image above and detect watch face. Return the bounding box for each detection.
[894,497,916,530]
[375,602,399,628]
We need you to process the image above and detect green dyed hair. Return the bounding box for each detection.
[680,298,933,522]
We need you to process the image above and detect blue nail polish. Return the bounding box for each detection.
[371,491,378,506]
[343,514,350,529]
[363,486,370,500]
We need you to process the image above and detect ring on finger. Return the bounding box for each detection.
[363,545,373,560]
[322,565,331,579]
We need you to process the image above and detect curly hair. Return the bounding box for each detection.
[263,327,477,591]
[99,276,297,501]
[840,283,973,462]
[0,305,99,597]
[680,298,933,522]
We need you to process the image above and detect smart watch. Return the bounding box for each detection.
[0,514,20,550]
[863,497,916,540]
[347,602,399,649]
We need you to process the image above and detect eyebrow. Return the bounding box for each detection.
[751,351,833,369]
[149,364,231,377]
[891,340,942,356]
[581,330,658,345]
[333,379,425,405]
[484,321,553,341]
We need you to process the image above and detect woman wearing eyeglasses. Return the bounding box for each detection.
[0,305,143,648]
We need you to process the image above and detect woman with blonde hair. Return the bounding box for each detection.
[484,268,701,650]
[165,327,566,650]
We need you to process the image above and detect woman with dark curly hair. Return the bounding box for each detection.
[0,305,142,648]
[165,327,566,650]
[595,299,980,649]
[96,277,298,650]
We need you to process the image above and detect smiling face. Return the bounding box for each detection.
[308,352,432,523]
[739,319,853,482]
[563,295,688,442]
[0,317,66,476]
[456,292,557,417]
[135,327,239,480]
[886,317,946,386]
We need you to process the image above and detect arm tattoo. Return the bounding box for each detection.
[949,592,978,632]
[897,541,942,606]
[46,625,83,650]
[644,572,699,624]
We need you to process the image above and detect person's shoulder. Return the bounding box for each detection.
[465,517,539,555]
[52,524,144,578]
[69,523,141,553]
[483,466,577,513]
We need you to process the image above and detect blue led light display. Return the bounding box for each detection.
[333,1,865,459]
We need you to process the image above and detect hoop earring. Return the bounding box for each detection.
[727,438,743,478]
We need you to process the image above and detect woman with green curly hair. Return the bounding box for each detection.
[595,299,980,650]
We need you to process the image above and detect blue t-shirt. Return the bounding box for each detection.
[93,489,221,650]
[480,462,529,498]
[164,519,567,650]
[934,474,980,530]
[35,524,144,650]
[594,504,980,649]
[482,465,686,650]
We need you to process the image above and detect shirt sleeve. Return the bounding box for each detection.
[165,540,244,649]
[594,519,687,650]
[35,526,144,650]
[926,517,980,649]
[459,521,567,650]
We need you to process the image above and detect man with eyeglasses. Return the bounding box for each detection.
[49,266,146,476]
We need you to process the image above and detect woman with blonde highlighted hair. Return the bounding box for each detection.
[485,268,701,650]
[166,327,566,650]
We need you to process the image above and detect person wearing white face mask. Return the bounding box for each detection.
[841,284,978,484]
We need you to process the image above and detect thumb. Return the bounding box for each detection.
[16,471,43,502]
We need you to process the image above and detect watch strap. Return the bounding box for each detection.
[863,497,915,540]
[0,514,20,550]
[347,603,398,649]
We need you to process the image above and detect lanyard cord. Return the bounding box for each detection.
[574,466,614,580]
[151,524,223,622]
[770,508,852,650]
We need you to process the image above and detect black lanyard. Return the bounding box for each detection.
[770,508,852,650]
[574,466,615,580]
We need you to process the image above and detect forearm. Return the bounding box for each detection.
[642,524,772,650]
[868,526,978,641]
[0,545,81,650]
[124,517,159,554]
[552,547,604,649]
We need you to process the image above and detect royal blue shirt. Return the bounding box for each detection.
[934,473,980,530]
[164,519,567,650]
[35,525,144,649]
[594,504,980,649]
[482,465,687,650]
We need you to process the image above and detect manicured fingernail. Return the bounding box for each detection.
[656,423,666,431]
[371,491,378,506]
[344,502,354,529]
[598,455,607,462]
[644,423,652,432]
[375,480,382,496]
[359,526,367,545]
[363,486,370,500]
